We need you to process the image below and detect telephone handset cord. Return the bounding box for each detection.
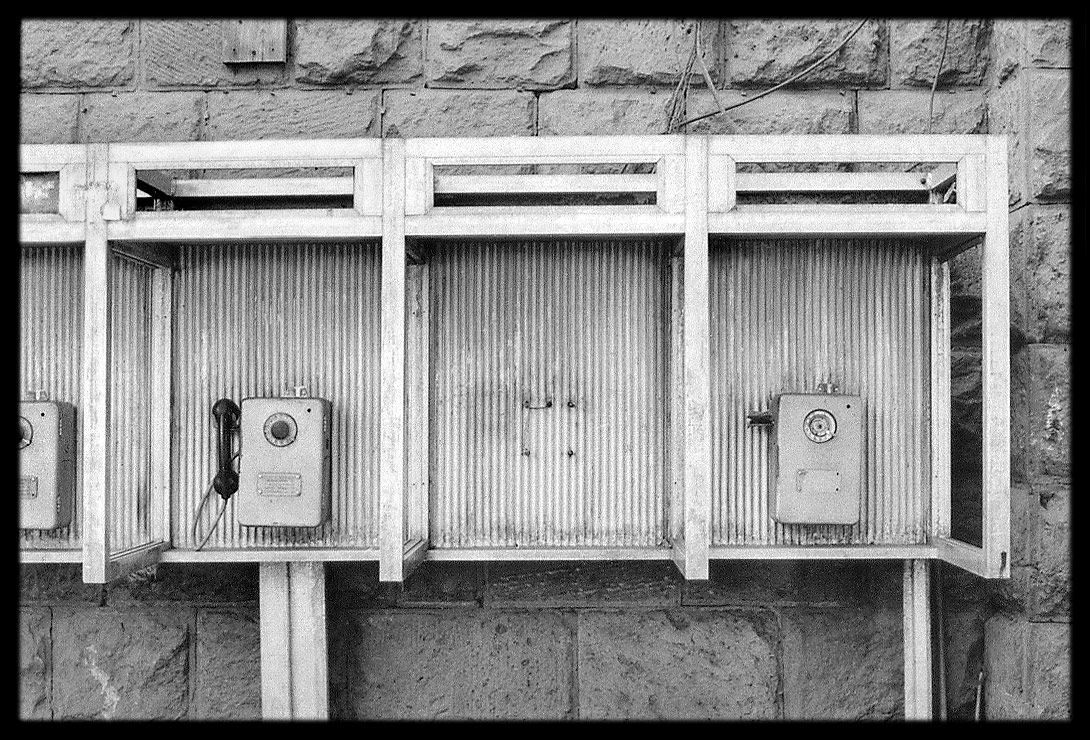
[194,451,240,551]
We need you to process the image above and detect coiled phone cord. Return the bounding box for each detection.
[193,451,240,551]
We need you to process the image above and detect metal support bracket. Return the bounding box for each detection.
[903,559,934,720]
[259,561,329,719]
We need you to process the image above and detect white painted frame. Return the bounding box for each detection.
[18,145,87,563]
[928,136,1011,579]
[703,134,1009,580]
[403,135,686,238]
[108,139,383,243]
[19,144,87,244]
[19,134,1010,583]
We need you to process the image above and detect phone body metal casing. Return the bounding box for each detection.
[237,396,332,528]
[771,393,863,525]
[20,400,76,530]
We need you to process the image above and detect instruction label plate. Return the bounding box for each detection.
[20,477,39,499]
[257,472,302,497]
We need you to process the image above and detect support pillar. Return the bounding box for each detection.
[259,561,329,719]
[903,559,933,720]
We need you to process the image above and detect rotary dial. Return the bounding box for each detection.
[803,409,837,444]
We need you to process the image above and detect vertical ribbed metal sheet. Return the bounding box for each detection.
[20,246,83,549]
[710,238,931,546]
[109,253,156,552]
[171,242,381,549]
[428,239,672,549]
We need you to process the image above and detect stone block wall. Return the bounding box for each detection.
[982,20,1071,720]
[21,18,1000,143]
[22,560,920,720]
[19,18,1069,720]
[19,564,261,719]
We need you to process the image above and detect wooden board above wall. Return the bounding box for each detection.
[223,19,287,64]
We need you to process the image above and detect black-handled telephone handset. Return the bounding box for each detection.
[211,398,241,500]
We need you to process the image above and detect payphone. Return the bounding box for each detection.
[769,389,863,525]
[237,390,332,528]
[19,394,75,530]
[205,387,331,534]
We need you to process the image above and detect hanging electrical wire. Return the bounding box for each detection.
[695,22,726,116]
[927,20,953,134]
[666,24,700,133]
[676,18,870,129]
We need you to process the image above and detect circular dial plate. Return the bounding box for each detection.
[263,412,298,447]
[19,416,33,449]
[803,408,837,443]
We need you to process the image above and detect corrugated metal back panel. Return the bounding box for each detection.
[171,242,381,549]
[20,246,83,549]
[428,239,672,549]
[710,238,931,546]
[109,253,156,552]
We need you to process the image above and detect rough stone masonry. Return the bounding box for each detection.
[19,18,1070,719]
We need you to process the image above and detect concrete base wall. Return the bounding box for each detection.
[21,560,993,720]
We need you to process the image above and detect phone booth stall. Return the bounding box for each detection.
[20,159,83,546]
[20,134,1010,720]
